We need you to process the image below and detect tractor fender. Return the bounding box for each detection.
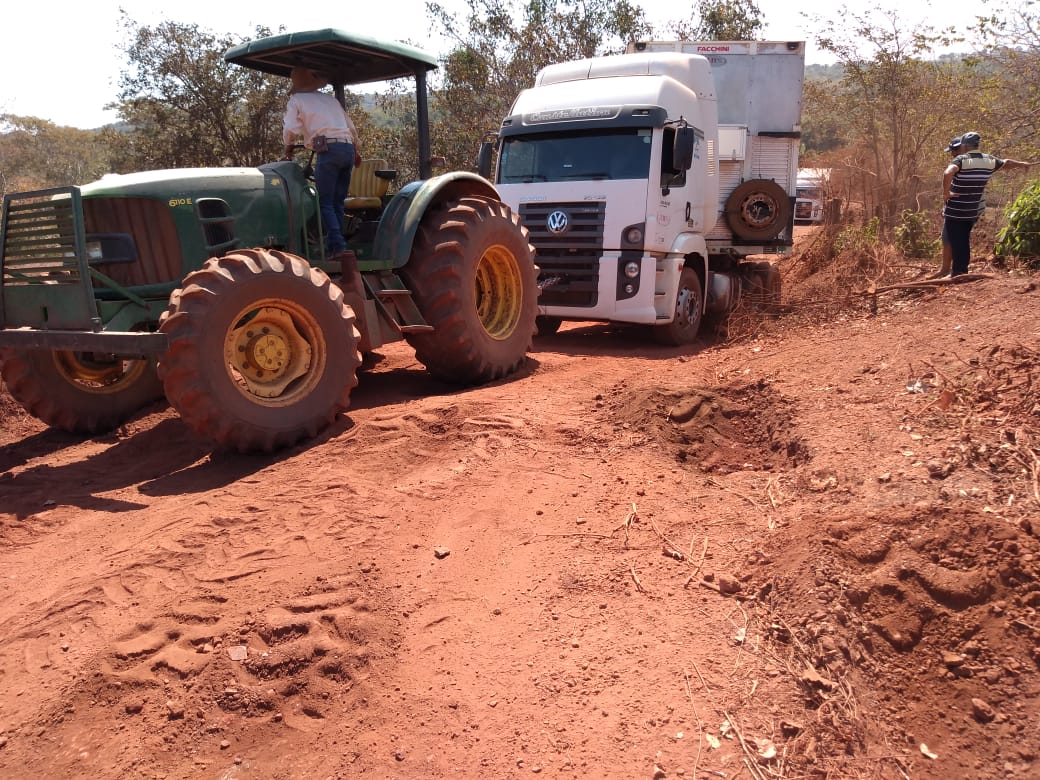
[373,172,501,268]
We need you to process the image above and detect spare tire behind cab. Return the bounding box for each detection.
[724,179,791,241]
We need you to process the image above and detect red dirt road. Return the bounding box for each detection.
[2,266,1039,779]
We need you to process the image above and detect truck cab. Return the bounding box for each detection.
[493,41,804,344]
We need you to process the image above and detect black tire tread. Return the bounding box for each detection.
[157,248,360,453]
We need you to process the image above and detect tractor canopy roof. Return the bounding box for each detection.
[223,28,438,87]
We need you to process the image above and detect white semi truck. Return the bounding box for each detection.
[486,40,805,343]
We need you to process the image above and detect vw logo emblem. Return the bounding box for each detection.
[546,209,570,234]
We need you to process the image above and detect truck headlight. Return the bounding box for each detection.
[624,261,640,278]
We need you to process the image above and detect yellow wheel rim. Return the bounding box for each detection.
[474,244,523,340]
[52,351,149,395]
[222,301,324,403]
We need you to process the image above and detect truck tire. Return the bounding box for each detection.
[653,266,703,346]
[535,316,563,337]
[401,197,537,383]
[746,261,782,313]
[725,179,791,241]
[760,263,782,313]
[156,249,361,453]
[0,350,163,434]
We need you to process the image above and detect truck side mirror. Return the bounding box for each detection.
[673,127,695,171]
[476,142,495,179]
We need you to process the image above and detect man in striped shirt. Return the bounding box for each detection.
[932,135,963,278]
[941,131,1034,276]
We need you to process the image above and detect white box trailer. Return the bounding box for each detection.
[492,41,806,344]
[629,40,805,250]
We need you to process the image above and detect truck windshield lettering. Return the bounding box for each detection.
[524,106,621,124]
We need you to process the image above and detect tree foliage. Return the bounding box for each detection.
[111,14,286,170]
[995,180,1040,267]
[669,0,764,41]
[811,8,970,233]
[0,115,112,196]
[973,0,1040,158]
[424,0,654,172]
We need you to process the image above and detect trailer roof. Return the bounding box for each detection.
[224,28,438,86]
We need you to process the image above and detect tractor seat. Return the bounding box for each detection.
[345,159,396,210]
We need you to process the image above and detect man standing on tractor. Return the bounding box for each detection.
[283,66,360,260]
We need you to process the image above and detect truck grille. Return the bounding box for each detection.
[518,201,605,308]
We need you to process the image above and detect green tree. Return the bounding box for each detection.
[974,0,1040,157]
[110,14,286,170]
[670,0,764,41]
[995,181,1040,268]
[812,7,970,232]
[424,0,654,172]
[0,115,111,194]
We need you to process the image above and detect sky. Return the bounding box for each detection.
[0,0,946,129]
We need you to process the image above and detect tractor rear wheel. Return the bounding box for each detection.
[401,197,537,383]
[0,349,162,434]
[157,249,361,453]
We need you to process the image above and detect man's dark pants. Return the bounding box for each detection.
[941,217,977,276]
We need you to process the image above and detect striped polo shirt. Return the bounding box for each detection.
[943,152,1005,221]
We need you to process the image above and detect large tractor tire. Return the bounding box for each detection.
[401,197,537,383]
[724,179,791,241]
[156,249,361,453]
[653,266,704,346]
[0,350,163,434]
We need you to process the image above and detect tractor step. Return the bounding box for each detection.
[362,271,434,333]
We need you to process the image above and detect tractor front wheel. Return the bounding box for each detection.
[157,249,361,453]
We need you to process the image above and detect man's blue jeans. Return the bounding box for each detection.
[941,217,976,276]
[315,142,355,255]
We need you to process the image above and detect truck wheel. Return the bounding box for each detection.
[725,179,791,241]
[0,350,163,434]
[535,316,563,337]
[401,197,537,383]
[653,266,703,346]
[746,261,782,313]
[157,249,361,453]
[760,264,782,313]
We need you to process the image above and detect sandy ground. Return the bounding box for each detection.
[1,248,1039,779]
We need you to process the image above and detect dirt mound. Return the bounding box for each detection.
[752,504,1039,778]
[739,335,1040,779]
[595,378,810,473]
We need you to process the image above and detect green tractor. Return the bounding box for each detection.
[0,29,538,452]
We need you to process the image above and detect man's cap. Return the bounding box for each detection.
[961,131,981,148]
[944,135,962,153]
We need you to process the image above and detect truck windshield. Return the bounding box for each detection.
[499,128,653,183]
